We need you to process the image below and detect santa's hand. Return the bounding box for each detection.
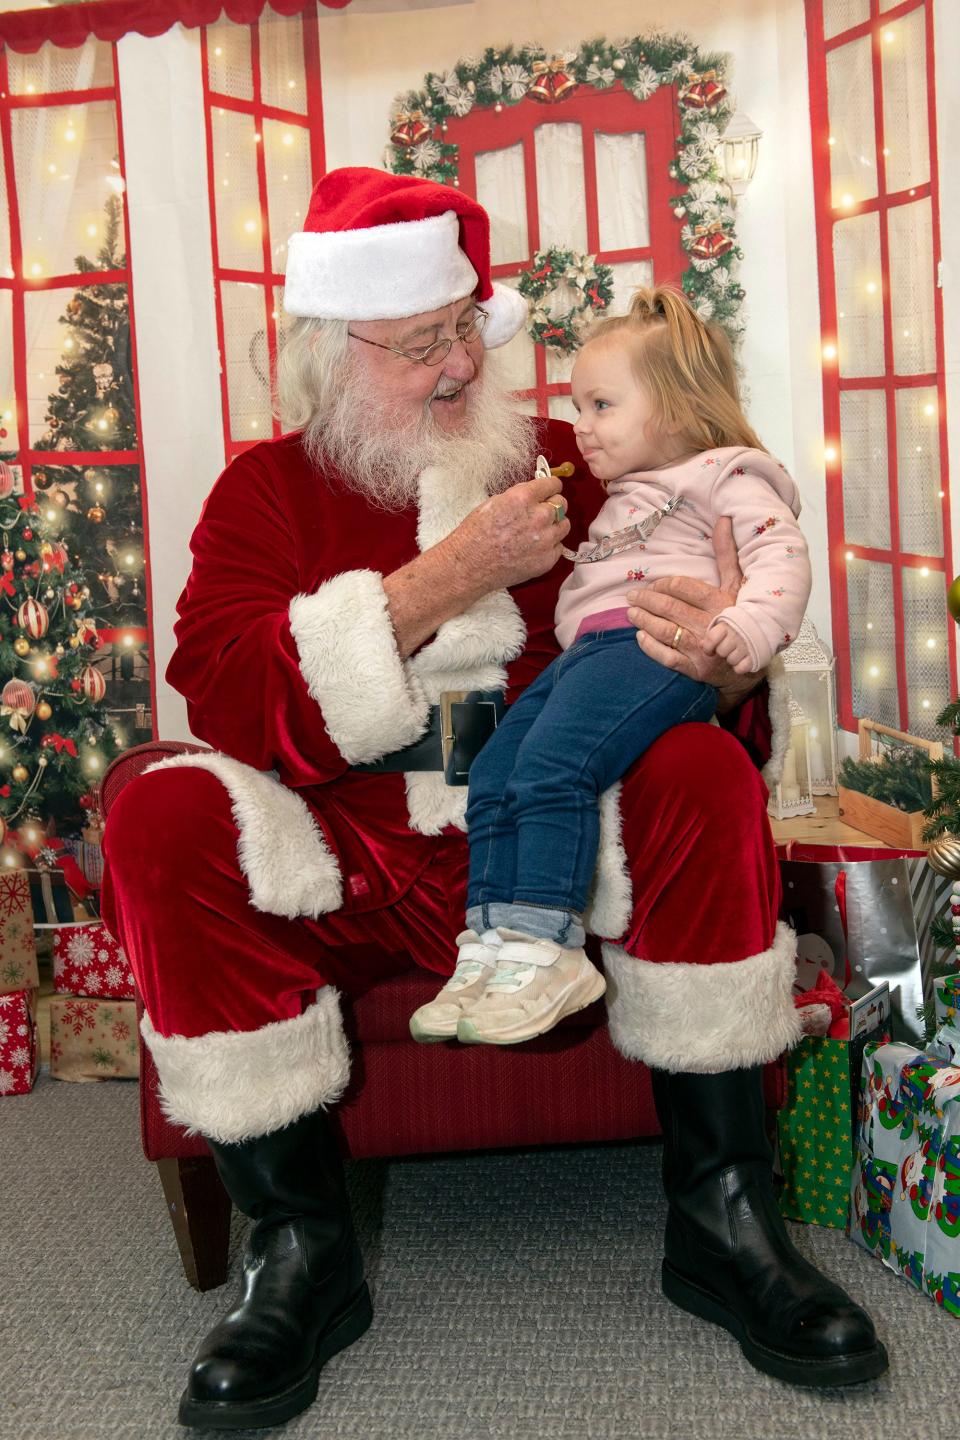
[452,471,570,589]
[702,621,754,675]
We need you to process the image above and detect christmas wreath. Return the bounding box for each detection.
[385,32,745,350]
[517,249,615,353]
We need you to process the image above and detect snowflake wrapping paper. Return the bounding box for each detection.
[0,873,39,996]
[0,989,39,1097]
[51,923,134,1000]
[49,996,138,1082]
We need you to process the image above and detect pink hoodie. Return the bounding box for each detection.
[554,446,812,671]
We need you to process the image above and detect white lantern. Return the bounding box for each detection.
[715,110,762,200]
[768,697,816,821]
[781,618,839,794]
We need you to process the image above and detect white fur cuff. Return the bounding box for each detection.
[289,570,430,765]
[603,921,802,1073]
[141,989,350,1144]
[761,656,792,790]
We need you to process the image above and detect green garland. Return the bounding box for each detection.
[386,32,745,350]
[838,748,934,813]
[516,248,615,353]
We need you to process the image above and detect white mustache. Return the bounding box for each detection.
[432,379,466,399]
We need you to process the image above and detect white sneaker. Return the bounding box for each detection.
[408,930,502,1042]
[456,929,606,1046]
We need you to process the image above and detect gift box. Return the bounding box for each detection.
[0,872,39,995]
[778,984,891,1229]
[51,923,134,999]
[0,988,39,1096]
[49,996,139,1081]
[850,1029,960,1316]
[28,865,75,924]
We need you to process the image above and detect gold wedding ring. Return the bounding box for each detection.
[549,498,566,526]
[672,624,684,649]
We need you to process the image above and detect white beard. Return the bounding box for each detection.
[302,356,538,509]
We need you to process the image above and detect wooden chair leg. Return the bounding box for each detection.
[157,1155,232,1292]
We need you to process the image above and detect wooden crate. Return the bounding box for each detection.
[837,719,942,850]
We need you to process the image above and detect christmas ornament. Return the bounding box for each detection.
[68,596,83,611]
[22,528,32,540]
[1,550,13,572]
[681,69,727,111]
[690,220,734,260]
[13,637,29,657]
[390,109,431,148]
[947,574,960,623]
[86,505,105,524]
[80,665,106,703]
[15,550,25,562]
[517,247,614,355]
[1,679,35,735]
[11,763,28,783]
[52,489,69,510]
[0,461,15,499]
[17,598,49,640]
[92,362,114,397]
[33,469,51,491]
[69,636,80,649]
[927,833,960,880]
[36,700,52,721]
[529,55,577,104]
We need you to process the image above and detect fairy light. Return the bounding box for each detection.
[923,699,931,710]
[884,29,896,43]
[927,638,937,649]
[30,263,42,277]
[822,343,837,361]
[122,634,134,647]
[866,622,874,631]
[825,446,838,463]
[86,754,101,772]
[65,127,76,143]
[845,549,854,561]
[47,163,57,175]
[921,566,930,577]
[86,224,97,237]
[841,193,854,208]
[244,219,257,233]
[866,281,877,295]
[254,132,262,143]
[828,136,836,147]
[869,665,880,678]
[282,133,294,146]
[46,509,57,522]
[924,403,936,417]
[250,419,259,430]
[123,553,135,566]
[64,338,74,350]
[97,418,108,432]
[94,482,104,494]
[214,46,223,56]
[288,79,296,89]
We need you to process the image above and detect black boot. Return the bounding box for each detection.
[178,1108,372,1430]
[651,1065,887,1387]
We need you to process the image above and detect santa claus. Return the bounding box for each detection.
[102,167,886,1429]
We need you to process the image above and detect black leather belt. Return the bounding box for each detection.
[351,689,505,786]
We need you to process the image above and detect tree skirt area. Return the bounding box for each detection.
[1,1073,952,1440]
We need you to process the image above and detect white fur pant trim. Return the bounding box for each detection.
[140,989,350,1144]
[603,921,802,1073]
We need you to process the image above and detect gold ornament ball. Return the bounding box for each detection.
[37,755,48,768]
[69,635,80,648]
[36,700,52,721]
[927,832,960,879]
[15,549,25,562]
[11,763,28,783]
[86,505,105,524]
[13,637,29,657]
[68,596,83,610]
[948,575,960,624]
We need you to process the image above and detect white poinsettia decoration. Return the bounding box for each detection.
[412,140,443,172]
[586,63,615,88]
[679,146,714,179]
[500,62,531,99]
[687,179,723,207]
[629,64,660,101]
[695,296,716,319]
[430,70,462,100]
[447,87,474,117]
[692,120,722,150]
[691,255,720,274]
[711,266,734,292]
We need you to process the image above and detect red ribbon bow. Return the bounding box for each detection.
[42,733,78,757]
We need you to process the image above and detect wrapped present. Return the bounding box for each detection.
[778,984,891,1229]
[52,923,134,999]
[850,1031,960,1316]
[935,973,960,1030]
[28,865,75,924]
[49,996,139,1082]
[0,988,39,1096]
[0,872,39,995]
[778,842,951,1042]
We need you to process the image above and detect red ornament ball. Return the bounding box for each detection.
[70,678,81,692]
[80,665,106,703]
[22,528,32,540]
[1,679,35,715]
[17,597,49,639]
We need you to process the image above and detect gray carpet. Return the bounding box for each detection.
[2,1074,953,1440]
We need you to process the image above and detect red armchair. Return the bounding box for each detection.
[102,741,784,1291]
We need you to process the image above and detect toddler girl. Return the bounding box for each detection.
[410,286,811,1046]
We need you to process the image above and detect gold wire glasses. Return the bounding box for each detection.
[347,308,488,366]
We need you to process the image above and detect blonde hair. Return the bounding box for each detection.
[582,285,765,455]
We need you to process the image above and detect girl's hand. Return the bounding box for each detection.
[701,620,754,675]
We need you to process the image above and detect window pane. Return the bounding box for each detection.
[0,289,16,456]
[607,259,654,315]
[221,281,271,440]
[548,395,578,424]
[488,278,536,395]
[207,21,253,101]
[826,38,878,206]
[595,132,649,252]
[882,7,930,192]
[476,144,529,266]
[211,109,263,272]
[847,559,898,728]
[7,37,111,95]
[535,124,586,251]
[263,121,310,276]
[888,198,935,375]
[903,566,951,740]
[896,386,943,557]
[260,12,307,115]
[0,143,10,277]
[25,282,135,450]
[13,100,122,280]
[833,211,884,378]
[823,0,869,41]
[840,390,889,549]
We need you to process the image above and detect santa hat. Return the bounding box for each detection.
[282,167,527,348]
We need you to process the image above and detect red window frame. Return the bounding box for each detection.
[448,83,687,415]
[200,12,327,464]
[806,0,955,733]
[0,41,155,723]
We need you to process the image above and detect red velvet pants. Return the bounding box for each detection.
[101,723,781,1045]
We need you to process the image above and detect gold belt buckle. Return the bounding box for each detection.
[440,690,470,775]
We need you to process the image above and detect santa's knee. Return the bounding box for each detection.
[104,763,238,894]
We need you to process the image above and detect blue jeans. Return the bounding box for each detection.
[465,627,717,947]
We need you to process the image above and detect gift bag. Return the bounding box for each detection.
[778,985,892,1228]
[778,842,950,1043]
[0,873,39,995]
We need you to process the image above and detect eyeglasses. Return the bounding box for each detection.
[347,308,488,366]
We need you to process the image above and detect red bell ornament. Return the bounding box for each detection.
[690,221,734,260]
[390,110,431,148]
[681,69,728,111]
[17,597,49,640]
[80,665,106,703]
[529,57,578,104]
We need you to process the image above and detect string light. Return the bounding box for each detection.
[926,638,937,649]
[828,136,836,147]
[924,403,936,416]
[884,29,896,43]
[923,699,931,710]
[866,281,877,295]
[86,224,97,237]
[288,79,296,89]
[866,622,873,631]
[282,133,294,146]
[825,446,838,463]
[841,194,854,208]
[214,46,223,56]
[845,549,854,561]
[29,263,42,276]
[921,566,930,577]
[65,127,76,143]
[244,219,257,233]
[822,343,837,361]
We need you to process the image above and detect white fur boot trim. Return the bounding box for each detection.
[603,921,803,1073]
[761,657,792,790]
[140,989,350,1144]
[145,751,342,920]
[289,569,430,765]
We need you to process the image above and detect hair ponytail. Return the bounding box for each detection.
[583,285,766,455]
